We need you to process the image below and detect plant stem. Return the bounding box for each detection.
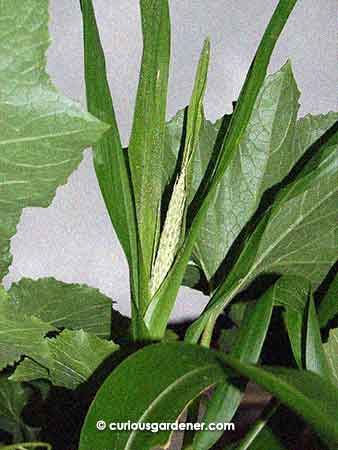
[200,310,218,347]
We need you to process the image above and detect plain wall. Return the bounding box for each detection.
[5,0,337,320]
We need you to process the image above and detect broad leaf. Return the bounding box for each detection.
[0,0,109,280]
[79,343,227,450]
[164,63,326,282]
[0,290,53,370]
[193,282,274,450]
[253,176,337,286]
[142,0,300,338]
[47,330,118,389]
[11,330,119,390]
[193,62,300,279]
[128,0,171,304]
[10,358,49,384]
[80,342,338,450]
[187,165,338,343]
[324,328,338,387]
[8,277,113,338]
[294,112,338,160]
[318,274,338,328]
[0,377,36,442]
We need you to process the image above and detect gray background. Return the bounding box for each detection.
[4,0,337,320]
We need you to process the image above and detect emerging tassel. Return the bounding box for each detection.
[150,39,210,296]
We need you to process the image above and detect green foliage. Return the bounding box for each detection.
[0,0,109,282]
[318,274,338,328]
[8,278,113,338]
[0,378,37,442]
[79,343,227,450]
[192,280,275,450]
[324,328,338,388]
[0,0,337,449]
[79,343,338,450]
[11,330,119,390]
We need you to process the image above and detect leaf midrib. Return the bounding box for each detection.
[124,364,220,450]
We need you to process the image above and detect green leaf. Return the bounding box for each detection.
[232,426,286,450]
[271,275,309,368]
[0,292,53,370]
[79,0,139,317]
[46,330,118,389]
[164,64,325,284]
[79,342,338,450]
[250,177,337,287]
[305,294,331,379]
[193,282,274,450]
[224,400,284,450]
[10,358,49,384]
[193,62,300,280]
[0,0,109,281]
[0,377,35,442]
[222,357,338,450]
[324,328,338,387]
[79,343,227,450]
[128,0,171,304]
[294,112,338,161]
[259,276,332,377]
[141,0,299,338]
[182,264,208,292]
[11,330,119,390]
[318,274,338,328]
[8,277,113,338]
[188,167,338,344]
[150,39,210,298]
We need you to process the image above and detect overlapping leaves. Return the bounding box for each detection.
[11,330,119,390]
[165,62,301,280]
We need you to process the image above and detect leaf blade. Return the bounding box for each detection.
[79,343,227,450]
[79,0,139,279]
[193,282,274,450]
[79,342,338,450]
[11,330,119,390]
[128,0,171,304]
[8,277,113,338]
[0,0,109,281]
[145,0,299,338]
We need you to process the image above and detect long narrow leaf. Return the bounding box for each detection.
[79,342,338,450]
[145,0,299,338]
[305,294,331,379]
[318,273,338,328]
[193,283,274,450]
[80,0,142,334]
[224,400,283,450]
[149,39,210,298]
[222,356,338,450]
[128,0,171,310]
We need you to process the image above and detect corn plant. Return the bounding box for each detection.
[0,1,337,450]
